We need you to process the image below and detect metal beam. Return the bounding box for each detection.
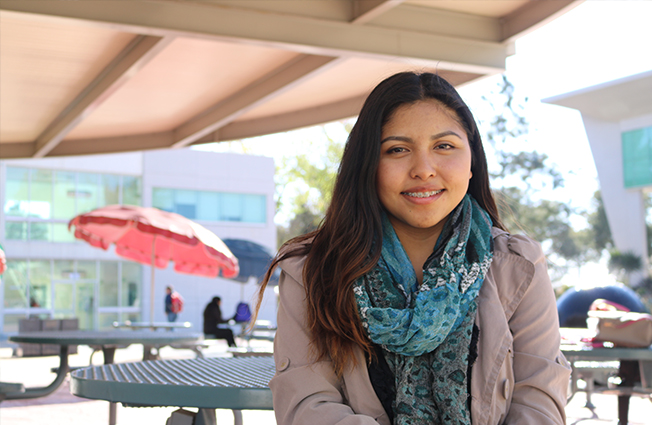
[171,55,340,149]
[351,0,405,24]
[47,131,175,157]
[501,0,582,42]
[0,0,508,74]
[25,93,366,157]
[211,94,369,143]
[0,142,36,159]
[31,35,174,158]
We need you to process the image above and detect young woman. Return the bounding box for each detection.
[255,72,571,425]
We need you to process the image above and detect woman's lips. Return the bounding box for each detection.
[400,189,444,205]
[401,189,443,198]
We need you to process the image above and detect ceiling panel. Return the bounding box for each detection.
[0,11,136,142]
[0,0,582,158]
[66,37,297,139]
[236,57,481,122]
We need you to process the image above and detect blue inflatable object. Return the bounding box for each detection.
[557,284,648,328]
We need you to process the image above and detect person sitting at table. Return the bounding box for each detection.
[203,296,237,347]
[253,71,571,424]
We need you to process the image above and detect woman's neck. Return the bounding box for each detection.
[392,225,442,286]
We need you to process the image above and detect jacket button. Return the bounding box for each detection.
[278,357,290,371]
[502,379,510,399]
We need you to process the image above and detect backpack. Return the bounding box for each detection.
[233,302,252,323]
[170,292,184,313]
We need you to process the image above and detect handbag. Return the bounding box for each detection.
[587,298,652,348]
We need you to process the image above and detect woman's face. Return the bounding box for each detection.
[376,100,473,240]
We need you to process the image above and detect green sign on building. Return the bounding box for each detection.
[622,126,652,188]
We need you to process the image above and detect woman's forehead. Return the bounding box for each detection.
[384,100,464,129]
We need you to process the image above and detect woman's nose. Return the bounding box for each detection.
[410,151,436,180]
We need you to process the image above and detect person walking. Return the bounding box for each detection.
[164,285,183,323]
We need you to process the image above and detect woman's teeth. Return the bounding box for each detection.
[402,189,443,198]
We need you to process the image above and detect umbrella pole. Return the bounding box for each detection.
[150,236,156,326]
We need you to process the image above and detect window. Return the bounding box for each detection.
[3,260,28,309]
[3,167,142,242]
[2,259,142,332]
[152,188,266,223]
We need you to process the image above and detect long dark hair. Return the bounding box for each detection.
[254,72,504,376]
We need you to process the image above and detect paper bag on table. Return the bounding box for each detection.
[587,306,652,348]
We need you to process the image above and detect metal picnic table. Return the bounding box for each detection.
[5,330,203,424]
[70,356,275,425]
[561,328,652,424]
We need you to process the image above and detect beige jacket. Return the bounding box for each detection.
[270,229,571,425]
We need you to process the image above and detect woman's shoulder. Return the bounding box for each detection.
[277,239,312,285]
[491,227,545,265]
[488,228,549,319]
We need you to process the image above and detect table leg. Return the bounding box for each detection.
[142,344,160,361]
[233,410,243,425]
[617,395,629,425]
[2,345,70,400]
[194,408,217,425]
[102,347,117,425]
[102,347,116,365]
[617,360,639,425]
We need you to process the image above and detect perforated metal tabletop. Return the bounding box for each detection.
[70,356,275,411]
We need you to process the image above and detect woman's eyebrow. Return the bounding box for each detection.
[380,135,411,144]
[380,130,463,144]
[430,130,463,140]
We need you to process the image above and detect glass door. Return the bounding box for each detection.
[52,260,98,330]
[52,280,97,330]
[75,282,96,330]
[53,280,75,319]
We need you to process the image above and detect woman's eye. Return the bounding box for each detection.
[387,146,406,154]
[435,143,454,150]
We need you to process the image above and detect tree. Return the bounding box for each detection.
[585,191,614,252]
[276,206,321,246]
[479,75,591,276]
[275,125,347,246]
[608,250,642,285]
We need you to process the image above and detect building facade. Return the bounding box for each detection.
[0,149,277,336]
[545,70,652,282]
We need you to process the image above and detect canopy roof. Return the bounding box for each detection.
[0,0,580,159]
[544,69,652,122]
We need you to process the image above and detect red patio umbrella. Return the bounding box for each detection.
[68,205,239,323]
[0,243,6,276]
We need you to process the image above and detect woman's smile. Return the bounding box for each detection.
[401,188,444,202]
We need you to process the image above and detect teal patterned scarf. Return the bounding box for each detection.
[353,195,493,424]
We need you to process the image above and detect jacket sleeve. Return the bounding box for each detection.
[503,235,571,424]
[270,260,379,425]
